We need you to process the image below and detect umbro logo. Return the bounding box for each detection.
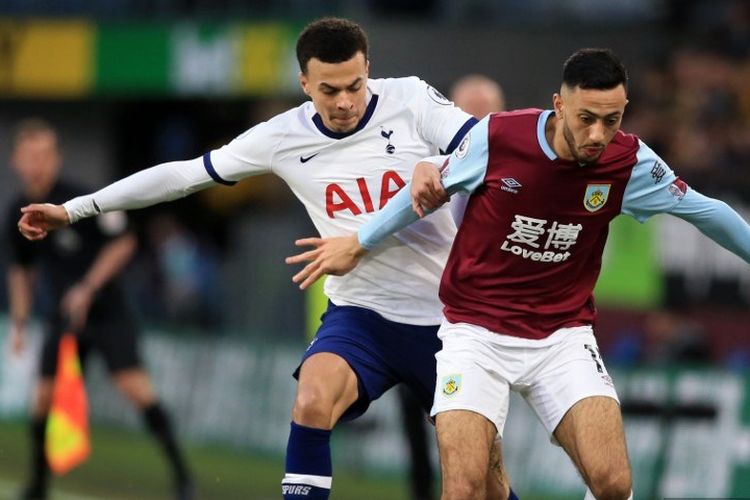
[501,178,522,194]
[300,153,319,163]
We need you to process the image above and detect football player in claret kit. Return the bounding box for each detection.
[17,18,516,500]
[285,48,750,500]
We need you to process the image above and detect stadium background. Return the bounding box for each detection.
[1,0,749,498]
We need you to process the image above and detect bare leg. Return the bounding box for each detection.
[112,368,156,408]
[485,434,511,500]
[292,352,359,429]
[436,410,497,500]
[554,396,631,500]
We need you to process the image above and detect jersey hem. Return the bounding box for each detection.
[328,295,442,326]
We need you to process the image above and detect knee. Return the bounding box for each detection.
[114,373,155,408]
[292,386,334,428]
[443,474,487,500]
[589,468,632,500]
[32,380,54,416]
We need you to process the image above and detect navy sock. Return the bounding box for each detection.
[282,421,332,499]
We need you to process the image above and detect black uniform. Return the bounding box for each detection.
[6,180,141,377]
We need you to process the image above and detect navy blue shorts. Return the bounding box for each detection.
[295,302,441,421]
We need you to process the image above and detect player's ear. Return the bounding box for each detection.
[299,72,310,96]
[553,93,563,118]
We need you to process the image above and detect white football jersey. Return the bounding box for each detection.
[208,77,475,325]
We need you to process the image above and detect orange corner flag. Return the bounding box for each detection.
[46,333,90,475]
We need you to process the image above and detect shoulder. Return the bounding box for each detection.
[487,108,544,138]
[371,76,450,106]
[489,108,544,127]
[490,108,543,123]
[610,129,640,152]
[232,104,308,145]
[600,129,641,165]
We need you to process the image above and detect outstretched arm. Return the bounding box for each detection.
[18,156,214,241]
[670,189,750,263]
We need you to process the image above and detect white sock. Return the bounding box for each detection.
[583,488,633,500]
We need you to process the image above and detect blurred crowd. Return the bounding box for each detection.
[626,0,750,203]
[603,0,750,371]
[2,0,748,360]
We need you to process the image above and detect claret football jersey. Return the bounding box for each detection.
[358,109,750,340]
[436,109,688,339]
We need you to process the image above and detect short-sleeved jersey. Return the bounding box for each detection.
[205,77,475,325]
[438,109,689,339]
[6,180,131,319]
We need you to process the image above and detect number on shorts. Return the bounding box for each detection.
[584,344,604,373]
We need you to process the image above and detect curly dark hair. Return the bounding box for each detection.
[296,17,369,74]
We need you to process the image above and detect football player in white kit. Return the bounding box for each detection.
[17,18,516,500]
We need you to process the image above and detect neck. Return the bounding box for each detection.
[545,114,574,161]
[25,181,54,202]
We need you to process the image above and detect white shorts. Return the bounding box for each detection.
[431,321,619,443]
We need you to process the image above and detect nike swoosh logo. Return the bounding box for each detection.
[300,153,319,163]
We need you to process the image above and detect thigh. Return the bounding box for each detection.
[40,319,92,377]
[388,321,442,414]
[436,410,497,496]
[294,302,400,421]
[432,322,511,437]
[294,352,359,427]
[523,328,619,441]
[39,330,60,378]
[553,396,630,486]
[86,316,142,374]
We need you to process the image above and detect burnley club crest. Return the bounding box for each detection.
[583,184,611,212]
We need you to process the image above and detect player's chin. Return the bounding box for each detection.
[331,116,359,132]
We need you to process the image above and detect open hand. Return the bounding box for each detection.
[18,203,70,241]
[285,234,367,290]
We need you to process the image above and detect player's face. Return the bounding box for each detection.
[553,84,628,165]
[300,52,369,133]
[11,131,61,199]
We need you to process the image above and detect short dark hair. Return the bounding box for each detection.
[296,17,369,74]
[562,48,628,92]
[14,118,57,147]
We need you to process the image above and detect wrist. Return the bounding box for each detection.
[77,279,99,294]
[352,234,368,257]
[11,317,27,330]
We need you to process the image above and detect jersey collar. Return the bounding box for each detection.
[537,110,557,160]
[312,93,379,139]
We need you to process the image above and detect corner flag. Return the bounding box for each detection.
[46,333,90,475]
